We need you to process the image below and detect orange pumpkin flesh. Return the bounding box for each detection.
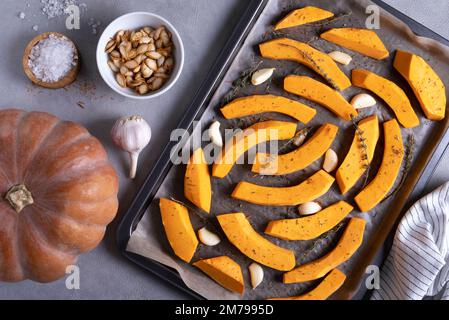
[0,109,119,283]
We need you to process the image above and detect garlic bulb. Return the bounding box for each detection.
[111,115,152,179]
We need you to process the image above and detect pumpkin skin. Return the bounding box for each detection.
[0,109,119,283]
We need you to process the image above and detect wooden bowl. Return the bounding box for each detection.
[23,32,80,89]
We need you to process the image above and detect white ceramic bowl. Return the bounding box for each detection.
[97,12,184,99]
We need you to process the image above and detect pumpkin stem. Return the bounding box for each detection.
[5,184,34,213]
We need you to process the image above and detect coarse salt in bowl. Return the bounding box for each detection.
[97,12,184,100]
[29,34,76,83]
[23,32,80,89]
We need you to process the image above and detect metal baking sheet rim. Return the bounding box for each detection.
[116,0,449,300]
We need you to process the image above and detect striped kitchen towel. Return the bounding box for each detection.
[371,182,449,300]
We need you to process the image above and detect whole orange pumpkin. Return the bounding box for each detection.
[0,109,119,283]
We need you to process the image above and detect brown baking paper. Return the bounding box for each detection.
[127,0,449,300]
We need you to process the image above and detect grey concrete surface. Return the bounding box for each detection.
[0,0,448,300]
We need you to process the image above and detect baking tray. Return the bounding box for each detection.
[117,0,449,300]
[116,0,269,299]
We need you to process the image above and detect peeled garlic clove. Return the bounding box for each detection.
[328,51,352,65]
[197,227,221,246]
[351,93,376,109]
[208,121,223,147]
[249,263,264,289]
[251,68,275,86]
[323,149,338,172]
[298,202,322,216]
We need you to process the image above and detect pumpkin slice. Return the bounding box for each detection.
[232,170,334,206]
[269,269,346,300]
[284,75,358,121]
[284,217,366,283]
[394,50,446,121]
[159,198,198,263]
[265,201,353,241]
[193,256,244,294]
[252,123,339,175]
[355,119,404,212]
[260,38,351,91]
[217,213,295,271]
[352,69,419,128]
[184,148,212,213]
[320,28,389,60]
[220,95,316,124]
[336,115,379,194]
[212,120,297,178]
[275,6,334,30]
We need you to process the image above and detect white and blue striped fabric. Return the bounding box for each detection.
[371,182,449,300]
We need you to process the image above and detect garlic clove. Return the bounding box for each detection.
[351,93,377,109]
[111,115,152,179]
[197,227,221,246]
[208,121,223,147]
[323,148,338,172]
[251,68,275,86]
[248,262,264,289]
[328,51,352,65]
[298,201,322,216]
[292,128,309,147]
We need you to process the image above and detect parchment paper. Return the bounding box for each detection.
[127,0,449,300]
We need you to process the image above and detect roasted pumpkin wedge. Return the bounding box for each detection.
[259,38,351,91]
[212,120,297,178]
[269,269,346,300]
[336,115,379,194]
[184,148,212,213]
[320,28,389,60]
[275,6,334,30]
[283,217,366,283]
[394,50,446,121]
[265,201,353,241]
[284,75,358,121]
[193,256,244,294]
[355,119,404,212]
[220,95,316,124]
[217,213,295,271]
[159,198,198,263]
[232,170,334,206]
[352,69,419,128]
[252,123,339,175]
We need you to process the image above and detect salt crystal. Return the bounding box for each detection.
[87,17,102,35]
[40,0,79,19]
[32,25,39,31]
[18,12,26,19]
[28,34,77,83]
